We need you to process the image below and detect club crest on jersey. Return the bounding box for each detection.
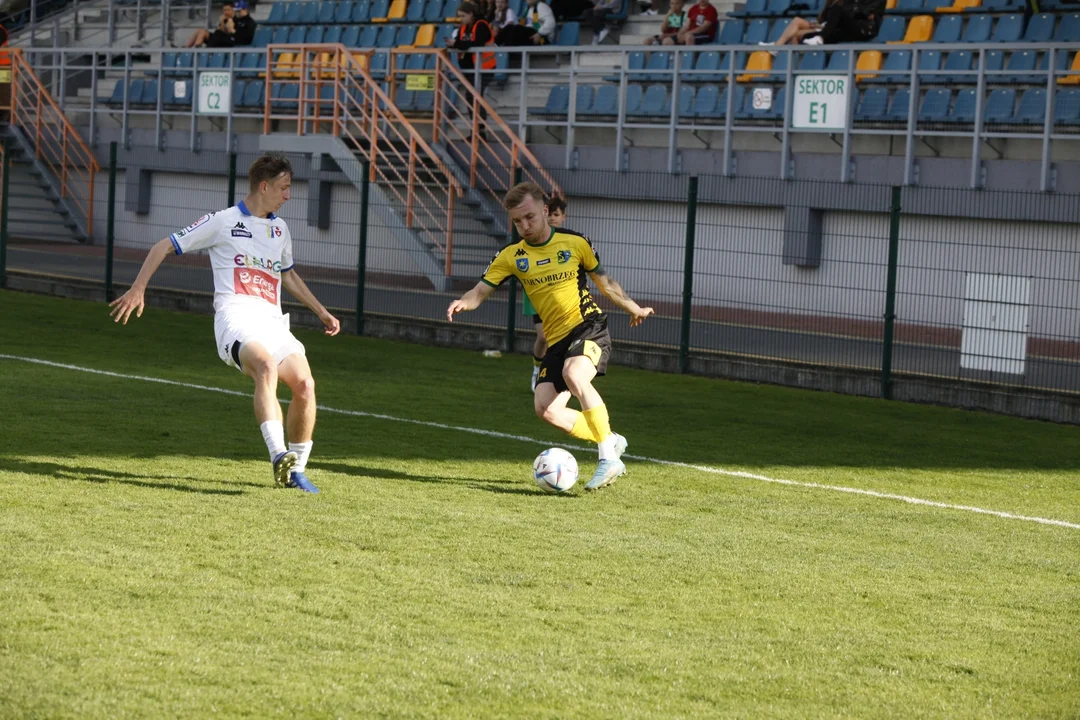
[266,225,283,238]
[516,258,529,272]
[557,250,571,263]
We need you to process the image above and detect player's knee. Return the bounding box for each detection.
[292,375,315,401]
[536,402,560,424]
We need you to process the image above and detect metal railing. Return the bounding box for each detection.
[263,42,464,274]
[8,0,213,48]
[6,48,99,240]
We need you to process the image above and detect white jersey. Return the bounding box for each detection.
[169,201,294,314]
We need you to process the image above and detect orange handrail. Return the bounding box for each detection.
[7,49,98,241]
[263,44,464,276]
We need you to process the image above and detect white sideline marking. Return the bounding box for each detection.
[3,353,1079,531]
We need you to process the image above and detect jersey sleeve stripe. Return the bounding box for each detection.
[480,277,500,288]
[585,263,601,273]
[169,235,183,255]
[280,263,295,272]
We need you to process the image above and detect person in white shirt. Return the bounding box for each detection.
[496,0,556,45]
[493,0,518,27]
[108,153,340,494]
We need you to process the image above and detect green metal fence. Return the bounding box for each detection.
[2,144,1078,422]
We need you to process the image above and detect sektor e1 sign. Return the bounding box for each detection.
[791,75,850,130]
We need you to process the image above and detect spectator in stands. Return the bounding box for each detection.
[496,0,556,45]
[231,1,257,46]
[763,0,836,48]
[645,0,686,45]
[184,0,256,48]
[493,0,518,28]
[474,0,496,21]
[794,0,884,45]
[447,2,496,76]
[676,0,716,44]
[184,2,234,48]
[590,0,623,44]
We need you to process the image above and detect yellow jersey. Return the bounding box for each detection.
[481,228,604,345]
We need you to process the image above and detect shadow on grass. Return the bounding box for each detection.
[0,459,251,496]
[311,461,549,497]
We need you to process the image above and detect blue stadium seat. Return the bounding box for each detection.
[536,85,568,115]
[341,25,361,45]
[637,51,671,81]
[272,26,292,43]
[141,78,160,105]
[239,51,262,76]
[252,26,273,47]
[608,51,645,82]
[118,78,144,105]
[433,24,455,46]
[397,24,418,44]
[717,20,745,45]
[918,49,943,83]
[677,51,696,76]
[284,2,304,24]
[731,0,766,18]
[624,84,645,115]
[826,49,852,72]
[396,85,416,111]
[924,0,951,10]
[799,50,826,71]
[875,16,906,42]
[767,18,791,43]
[878,50,912,83]
[636,84,668,117]
[990,13,1024,43]
[1012,88,1046,124]
[1036,49,1071,83]
[941,49,974,82]
[854,86,890,120]
[370,0,390,19]
[169,78,194,107]
[323,26,342,43]
[709,85,744,118]
[271,83,300,111]
[983,88,1016,123]
[287,25,307,43]
[160,51,178,75]
[424,0,445,21]
[377,25,398,46]
[1005,50,1038,83]
[1054,13,1080,43]
[583,84,618,115]
[918,88,951,121]
[407,0,427,22]
[359,25,380,46]
[318,0,337,23]
[335,0,355,23]
[352,0,372,21]
[692,84,719,117]
[306,25,325,43]
[571,84,594,115]
[556,21,580,46]
[266,2,289,24]
[299,1,320,23]
[771,49,790,77]
[1057,89,1080,125]
[983,49,1005,79]
[744,19,770,44]
[931,15,962,43]
[231,79,247,108]
[414,89,435,112]
[1022,13,1054,43]
[177,51,195,71]
[693,51,722,81]
[739,86,785,119]
[946,87,976,122]
[885,88,911,121]
[369,51,389,76]
[719,50,748,74]
[895,0,921,12]
[962,15,992,43]
[443,0,461,18]
[977,0,1023,11]
[677,85,695,117]
[765,0,791,16]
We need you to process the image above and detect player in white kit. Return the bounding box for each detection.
[109,153,340,493]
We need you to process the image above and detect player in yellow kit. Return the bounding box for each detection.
[447,182,654,490]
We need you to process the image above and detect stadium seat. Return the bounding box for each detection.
[940,49,974,82]
[635,84,668,117]
[692,84,719,117]
[370,0,391,20]
[676,85,695,117]
[1012,88,1046,124]
[770,50,790,77]
[443,0,461,19]
[961,14,992,42]
[251,26,273,47]
[1059,52,1080,85]
[287,25,307,43]
[1056,89,1080,124]
[767,18,791,43]
[1005,50,1038,83]
[341,25,361,45]
[977,0,1023,11]
[936,0,979,12]
[765,0,792,17]
[272,26,292,43]
[583,84,618,115]
[536,85,568,115]
[744,19,770,44]
[266,2,288,23]
[717,20,745,45]
[377,25,398,46]
[407,0,426,22]
[731,0,766,17]
[612,51,645,82]
[240,79,265,107]
[885,87,911,121]
[918,87,951,120]
[826,49,853,72]
[947,87,976,122]
[1054,13,1080,43]
[799,50,827,71]
[572,84,594,115]
[369,51,389,76]
[983,88,1016,122]
[1022,13,1054,43]
[318,0,337,23]
[896,15,933,42]
[271,82,300,111]
[895,0,922,12]
[141,78,160,105]
[984,49,1006,78]
[741,86,786,119]
[306,25,325,43]
[692,51,721,81]
[238,51,262,75]
[738,51,773,82]
[424,0,446,21]
[623,83,645,115]
[386,0,408,20]
[924,0,952,10]
[875,15,906,41]
[930,14,962,42]
[359,25,380,46]
[353,0,372,21]
[323,26,342,43]
[719,50,749,74]
[990,13,1024,43]
[397,24,418,44]
[855,87,890,120]
[284,2,304,23]
[433,24,455,46]
[918,49,943,82]
[637,51,671,81]
[299,2,319,24]
[557,21,580,45]
[335,0,355,23]
[414,23,436,46]
[879,50,912,82]
[856,50,882,82]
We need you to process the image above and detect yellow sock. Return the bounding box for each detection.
[582,404,611,443]
[568,411,600,442]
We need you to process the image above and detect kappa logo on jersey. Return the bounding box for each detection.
[234,267,279,304]
[516,258,529,272]
[537,258,551,266]
[557,250,571,263]
[234,254,282,273]
[515,248,528,257]
[175,213,213,239]
[267,225,283,238]
[231,222,252,239]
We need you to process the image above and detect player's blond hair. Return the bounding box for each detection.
[503,182,546,212]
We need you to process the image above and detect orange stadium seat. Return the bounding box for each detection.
[856,50,883,81]
[738,51,773,82]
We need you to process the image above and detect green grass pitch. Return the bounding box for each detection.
[1,290,1078,718]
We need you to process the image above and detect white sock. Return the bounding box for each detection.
[260,421,287,461]
[290,441,313,473]
[598,434,616,461]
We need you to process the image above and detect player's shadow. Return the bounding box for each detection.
[0,458,253,496]
[311,461,542,496]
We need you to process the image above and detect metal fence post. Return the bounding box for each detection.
[227,152,237,206]
[505,167,522,353]
[881,186,901,400]
[679,175,698,374]
[105,141,118,301]
[0,136,9,289]
[355,159,370,335]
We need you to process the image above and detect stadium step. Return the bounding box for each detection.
[2,147,86,245]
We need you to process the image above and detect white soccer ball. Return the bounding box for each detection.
[533,447,579,493]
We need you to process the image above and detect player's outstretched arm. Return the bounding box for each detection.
[589,271,654,327]
[447,281,495,322]
[108,238,175,324]
[282,270,340,336]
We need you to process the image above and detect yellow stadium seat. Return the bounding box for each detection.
[1059,52,1080,85]
[275,52,299,78]
[937,0,979,13]
[737,51,773,82]
[386,0,407,19]
[895,14,933,42]
[886,0,897,8]
[414,23,436,47]
[855,50,882,82]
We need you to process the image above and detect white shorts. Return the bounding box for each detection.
[214,306,306,373]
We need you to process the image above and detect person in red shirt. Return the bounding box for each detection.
[677,0,717,44]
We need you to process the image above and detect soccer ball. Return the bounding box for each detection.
[533,448,579,493]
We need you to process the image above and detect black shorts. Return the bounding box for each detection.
[536,318,612,393]
[206,30,234,47]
